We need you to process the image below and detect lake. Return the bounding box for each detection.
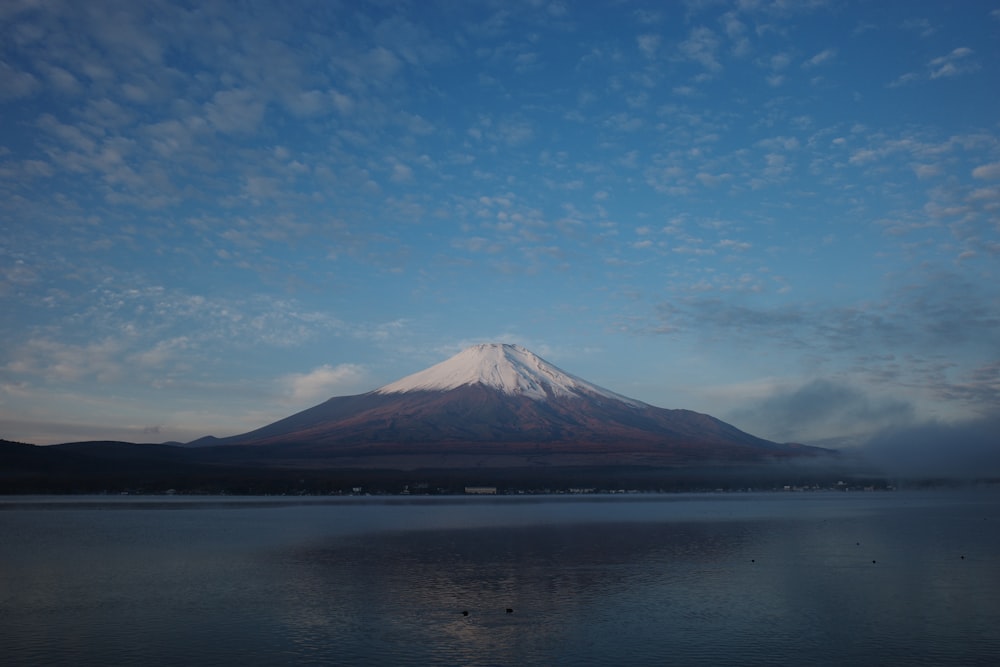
[2,491,998,666]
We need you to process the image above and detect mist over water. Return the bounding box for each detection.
[2,492,998,666]
[861,416,1000,479]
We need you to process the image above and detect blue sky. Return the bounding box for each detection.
[2,1,999,458]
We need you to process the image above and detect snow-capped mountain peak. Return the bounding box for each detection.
[376,343,644,405]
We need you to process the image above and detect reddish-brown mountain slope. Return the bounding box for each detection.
[199,344,825,466]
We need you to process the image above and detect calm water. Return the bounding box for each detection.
[1,491,998,666]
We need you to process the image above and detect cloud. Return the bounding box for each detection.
[0,416,196,446]
[928,47,977,79]
[653,272,998,355]
[677,27,722,73]
[388,157,414,183]
[0,403,281,445]
[371,13,452,68]
[497,117,535,145]
[205,89,267,134]
[717,239,752,251]
[644,271,1000,425]
[972,162,1000,180]
[887,71,920,88]
[720,12,751,57]
[637,34,661,59]
[281,364,367,403]
[861,416,1000,479]
[802,48,836,68]
[130,336,192,370]
[6,337,127,384]
[727,379,915,444]
[0,60,42,99]
[900,17,937,38]
[1,283,356,399]
[452,236,504,254]
[934,361,1000,413]
[889,47,978,87]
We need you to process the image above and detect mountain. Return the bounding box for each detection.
[201,343,824,468]
[2,345,843,492]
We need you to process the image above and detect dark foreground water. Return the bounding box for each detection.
[2,491,998,666]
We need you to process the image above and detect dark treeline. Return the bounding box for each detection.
[2,462,891,496]
[7,439,984,495]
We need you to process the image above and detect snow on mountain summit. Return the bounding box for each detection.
[376,343,644,405]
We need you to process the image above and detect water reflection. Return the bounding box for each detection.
[265,499,1000,666]
[274,521,750,665]
[2,493,998,666]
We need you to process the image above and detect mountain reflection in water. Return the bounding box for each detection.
[279,521,748,664]
[1,492,998,666]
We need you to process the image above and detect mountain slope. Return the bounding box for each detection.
[206,344,823,465]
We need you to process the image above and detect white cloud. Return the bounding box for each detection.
[720,12,751,57]
[0,60,41,100]
[678,27,722,73]
[6,337,126,384]
[928,47,977,79]
[131,336,191,369]
[205,89,266,134]
[281,364,367,403]
[498,118,535,145]
[913,163,941,179]
[901,17,936,38]
[696,171,730,187]
[802,48,836,68]
[887,71,919,88]
[42,64,83,95]
[888,47,978,87]
[389,158,414,183]
[452,236,504,254]
[849,148,878,165]
[330,90,355,114]
[285,89,328,117]
[637,34,660,59]
[972,162,1000,180]
[718,239,751,251]
[769,52,792,70]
